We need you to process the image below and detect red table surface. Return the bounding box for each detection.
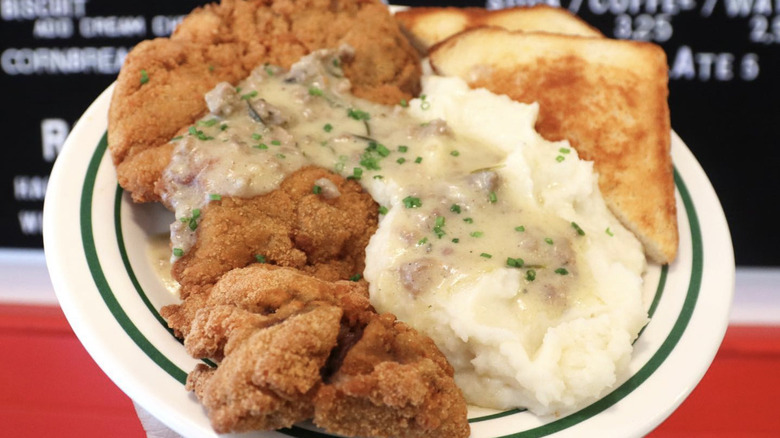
[1,303,778,437]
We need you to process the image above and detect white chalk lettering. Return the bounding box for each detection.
[1,0,87,21]
[150,14,185,37]
[723,0,773,16]
[79,15,146,39]
[41,118,68,162]
[32,16,73,38]
[13,175,48,201]
[741,53,760,80]
[669,46,755,81]
[1,46,128,75]
[18,210,43,235]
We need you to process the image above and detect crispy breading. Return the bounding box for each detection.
[171,166,378,288]
[315,314,469,438]
[173,265,469,437]
[186,305,343,433]
[109,0,421,202]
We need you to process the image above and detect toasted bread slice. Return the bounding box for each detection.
[429,27,677,264]
[395,5,602,53]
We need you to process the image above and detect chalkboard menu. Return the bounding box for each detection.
[1,0,777,266]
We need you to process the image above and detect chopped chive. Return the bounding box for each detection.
[470,231,484,238]
[188,126,214,141]
[323,123,333,132]
[208,65,215,72]
[171,136,183,142]
[559,147,571,154]
[488,191,498,203]
[209,193,222,201]
[241,90,258,100]
[255,254,266,263]
[396,157,406,164]
[402,196,422,208]
[376,144,390,157]
[271,139,281,146]
[515,225,525,232]
[398,145,408,153]
[199,118,218,127]
[555,268,569,275]
[349,273,362,282]
[571,222,586,236]
[418,237,429,245]
[450,204,461,214]
[414,156,423,164]
[420,94,431,110]
[313,185,322,195]
[373,175,383,179]
[526,269,536,281]
[172,248,184,257]
[480,253,492,259]
[140,69,149,85]
[276,153,286,159]
[451,238,460,243]
[220,123,228,131]
[308,86,324,96]
[252,133,262,140]
[347,167,363,180]
[433,216,446,238]
[254,143,268,149]
[450,150,460,157]
[378,206,388,215]
[507,257,525,268]
[347,108,370,121]
[400,99,408,107]
[545,237,554,245]
[556,155,565,162]
[463,217,474,224]
[606,227,614,236]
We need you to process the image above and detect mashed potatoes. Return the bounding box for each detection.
[163,47,648,415]
[364,76,648,415]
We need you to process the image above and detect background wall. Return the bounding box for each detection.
[1,0,778,266]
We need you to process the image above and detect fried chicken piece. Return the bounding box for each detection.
[171,166,378,289]
[186,305,343,433]
[168,264,469,437]
[109,0,421,202]
[315,314,470,438]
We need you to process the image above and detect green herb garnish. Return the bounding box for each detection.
[402,196,422,208]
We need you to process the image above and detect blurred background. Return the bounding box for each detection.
[1,0,777,436]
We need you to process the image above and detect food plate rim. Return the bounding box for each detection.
[43,83,734,438]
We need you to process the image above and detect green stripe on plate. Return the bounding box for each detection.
[80,133,188,384]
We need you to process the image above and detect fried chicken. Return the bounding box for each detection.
[167,264,469,437]
[109,0,421,203]
[171,166,378,288]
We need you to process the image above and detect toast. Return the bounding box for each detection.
[429,27,677,264]
[395,5,602,53]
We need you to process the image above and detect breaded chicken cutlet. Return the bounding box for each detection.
[169,166,378,289]
[167,265,470,437]
[109,0,421,203]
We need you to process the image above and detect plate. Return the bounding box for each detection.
[43,83,734,438]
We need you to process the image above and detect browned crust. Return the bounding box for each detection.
[108,0,421,202]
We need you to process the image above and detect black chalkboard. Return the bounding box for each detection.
[1,0,777,266]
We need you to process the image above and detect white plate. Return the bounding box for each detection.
[43,83,734,438]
